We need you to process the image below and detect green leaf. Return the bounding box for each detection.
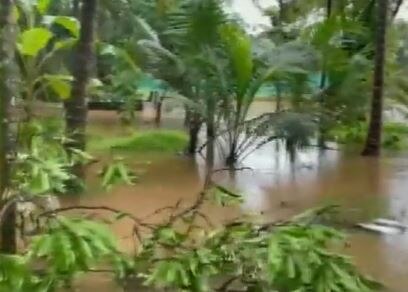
[29,170,50,194]
[19,27,53,57]
[286,256,296,279]
[100,160,135,190]
[0,254,37,290]
[211,185,243,206]
[36,0,50,14]
[29,217,120,279]
[157,227,178,243]
[54,38,77,50]
[53,16,80,38]
[43,75,72,99]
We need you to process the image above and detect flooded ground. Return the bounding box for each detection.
[74,106,408,291]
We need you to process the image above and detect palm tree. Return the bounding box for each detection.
[64,0,97,185]
[0,0,16,253]
[136,0,227,161]
[362,0,388,156]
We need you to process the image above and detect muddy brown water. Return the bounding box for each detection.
[71,108,408,291]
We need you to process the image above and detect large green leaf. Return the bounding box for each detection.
[28,216,125,281]
[54,38,77,50]
[36,0,50,14]
[18,27,53,57]
[43,16,80,38]
[0,255,38,291]
[53,16,80,38]
[43,74,72,100]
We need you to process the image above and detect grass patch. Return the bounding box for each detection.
[90,130,188,153]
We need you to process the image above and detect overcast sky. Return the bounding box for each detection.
[229,0,408,33]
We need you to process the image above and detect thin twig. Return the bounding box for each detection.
[170,192,207,225]
[142,206,175,221]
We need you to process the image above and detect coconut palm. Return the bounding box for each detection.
[138,11,318,166]
[362,0,388,156]
[216,27,316,165]
[136,0,227,162]
[64,0,97,184]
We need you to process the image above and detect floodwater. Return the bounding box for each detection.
[72,105,408,291]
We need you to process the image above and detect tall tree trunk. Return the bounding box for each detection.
[65,0,97,188]
[187,112,201,155]
[206,120,215,174]
[362,0,388,156]
[317,0,333,148]
[205,124,215,186]
[155,100,162,127]
[184,106,190,127]
[326,0,332,17]
[0,0,16,254]
[154,94,163,127]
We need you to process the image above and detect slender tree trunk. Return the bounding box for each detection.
[0,0,16,254]
[362,0,388,156]
[184,106,190,127]
[317,0,333,148]
[206,120,215,173]
[64,0,97,188]
[326,0,332,17]
[154,96,163,127]
[226,142,237,166]
[187,114,201,155]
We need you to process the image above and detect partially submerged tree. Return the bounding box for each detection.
[64,0,97,184]
[362,0,388,156]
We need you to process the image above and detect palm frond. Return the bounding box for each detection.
[135,17,160,43]
[219,24,253,98]
[165,0,227,48]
